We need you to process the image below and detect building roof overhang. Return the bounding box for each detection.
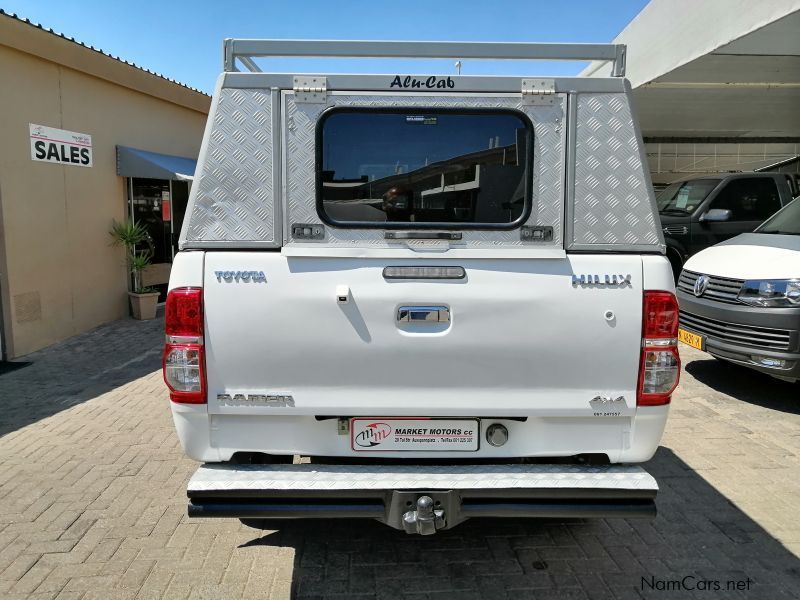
[582,1,800,140]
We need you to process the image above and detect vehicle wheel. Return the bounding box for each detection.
[666,249,683,281]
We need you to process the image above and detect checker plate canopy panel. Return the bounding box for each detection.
[182,88,277,245]
[572,93,661,249]
[284,93,566,248]
[182,87,662,252]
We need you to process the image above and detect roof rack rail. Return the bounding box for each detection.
[222,39,627,77]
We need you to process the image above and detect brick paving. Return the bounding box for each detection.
[1,315,799,599]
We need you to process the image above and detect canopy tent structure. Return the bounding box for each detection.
[583,0,800,184]
[116,145,197,180]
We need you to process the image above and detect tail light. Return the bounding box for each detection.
[638,291,680,406]
[163,287,206,403]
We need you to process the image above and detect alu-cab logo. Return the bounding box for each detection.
[389,75,455,89]
[354,422,392,448]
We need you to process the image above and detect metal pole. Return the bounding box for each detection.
[657,144,661,174]
[127,177,135,294]
[128,177,134,222]
[169,180,175,261]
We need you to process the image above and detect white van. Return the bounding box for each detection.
[162,39,679,534]
[678,198,800,382]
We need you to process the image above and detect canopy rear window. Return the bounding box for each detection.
[317,109,532,228]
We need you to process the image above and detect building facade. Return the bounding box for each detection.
[0,12,210,358]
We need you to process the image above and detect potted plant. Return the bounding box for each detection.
[109,220,160,320]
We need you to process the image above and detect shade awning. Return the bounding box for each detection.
[116,145,197,181]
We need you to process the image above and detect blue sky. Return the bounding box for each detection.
[2,0,648,93]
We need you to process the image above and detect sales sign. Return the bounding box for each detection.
[30,123,92,167]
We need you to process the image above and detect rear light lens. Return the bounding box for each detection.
[642,291,679,338]
[638,291,680,406]
[165,287,203,338]
[163,287,206,404]
[164,344,205,403]
[640,347,680,399]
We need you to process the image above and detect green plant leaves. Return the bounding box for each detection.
[109,220,150,247]
[109,220,156,294]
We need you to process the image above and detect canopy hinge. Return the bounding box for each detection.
[521,79,555,105]
[293,76,327,103]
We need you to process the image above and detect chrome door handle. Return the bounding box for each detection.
[397,306,450,323]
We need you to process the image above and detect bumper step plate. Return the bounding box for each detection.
[188,463,658,531]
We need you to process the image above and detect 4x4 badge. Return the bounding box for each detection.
[590,395,627,416]
[591,395,626,405]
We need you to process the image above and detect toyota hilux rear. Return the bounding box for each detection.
[163,39,679,533]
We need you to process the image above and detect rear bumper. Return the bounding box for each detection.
[187,463,658,532]
[171,407,669,463]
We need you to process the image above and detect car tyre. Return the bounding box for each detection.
[666,248,684,281]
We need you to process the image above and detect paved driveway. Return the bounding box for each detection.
[1,315,799,599]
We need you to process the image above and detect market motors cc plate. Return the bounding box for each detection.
[351,418,479,452]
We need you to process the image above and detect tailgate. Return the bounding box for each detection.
[203,252,642,417]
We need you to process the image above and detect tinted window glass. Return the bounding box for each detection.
[710,178,781,221]
[657,179,719,213]
[757,197,800,235]
[318,110,532,227]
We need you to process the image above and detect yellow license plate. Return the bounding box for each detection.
[678,328,704,350]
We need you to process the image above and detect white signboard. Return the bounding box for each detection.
[29,124,92,167]
[351,418,479,452]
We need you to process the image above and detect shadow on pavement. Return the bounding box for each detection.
[238,448,800,599]
[0,361,31,375]
[686,357,800,415]
[0,312,164,437]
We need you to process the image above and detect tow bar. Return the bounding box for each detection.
[402,495,445,535]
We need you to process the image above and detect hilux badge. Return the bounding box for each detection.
[572,274,632,287]
[693,274,709,297]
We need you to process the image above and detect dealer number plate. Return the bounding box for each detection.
[351,418,479,452]
[678,328,704,350]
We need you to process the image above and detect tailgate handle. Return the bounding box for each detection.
[397,305,450,323]
[386,231,462,240]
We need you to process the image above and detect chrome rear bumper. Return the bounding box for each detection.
[187,463,658,532]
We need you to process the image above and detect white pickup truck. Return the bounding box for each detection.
[162,39,680,534]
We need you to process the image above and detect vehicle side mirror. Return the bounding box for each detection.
[699,208,731,223]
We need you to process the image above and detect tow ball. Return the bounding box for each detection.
[402,496,445,535]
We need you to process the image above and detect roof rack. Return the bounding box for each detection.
[223,39,627,77]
